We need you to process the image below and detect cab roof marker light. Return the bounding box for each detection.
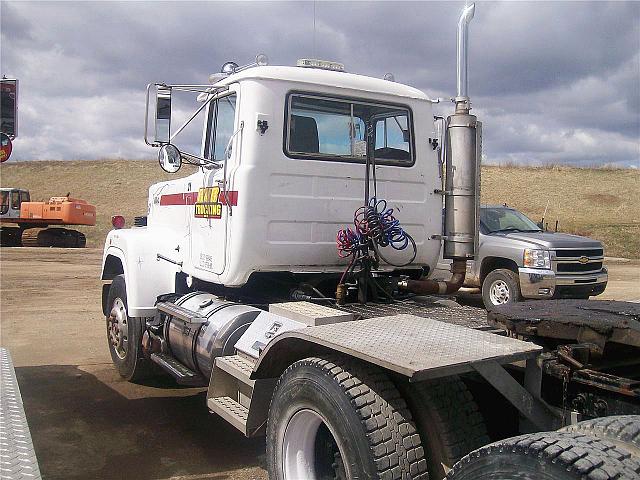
[297,59,345,72]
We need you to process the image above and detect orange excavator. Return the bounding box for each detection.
[0,188,96,247]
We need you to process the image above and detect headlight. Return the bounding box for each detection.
[523,249,551,269]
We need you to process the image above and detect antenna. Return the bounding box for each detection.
[313,1,317,57]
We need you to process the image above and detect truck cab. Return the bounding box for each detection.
[103,63,446,316]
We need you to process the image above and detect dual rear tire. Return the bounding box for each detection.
[447,416,640,480]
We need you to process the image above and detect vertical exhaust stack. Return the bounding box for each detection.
[398,4,480,297]
[443,3,479,261]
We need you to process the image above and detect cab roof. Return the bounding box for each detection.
[216,65,432,102]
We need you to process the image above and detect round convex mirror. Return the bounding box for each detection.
[158,144,182,173]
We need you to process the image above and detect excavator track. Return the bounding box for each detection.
[0,227,24,247]
[21,228,86,248]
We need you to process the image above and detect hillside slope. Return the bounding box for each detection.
[1,160,638,257]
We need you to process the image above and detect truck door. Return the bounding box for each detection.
[190,91,238,275]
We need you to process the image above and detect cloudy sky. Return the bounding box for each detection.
[1,1,639,167]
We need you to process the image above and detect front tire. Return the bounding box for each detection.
[106,275,152,381]
[481,269,521,309]
[266,355,428,480]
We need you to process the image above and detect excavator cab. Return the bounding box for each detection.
[0,188,29,219]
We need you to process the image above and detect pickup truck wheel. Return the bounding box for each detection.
[106,275,152,382]
[266,355,428,480]
[446,431,640,479]
[560,415,640,457]
[481,269,521,309]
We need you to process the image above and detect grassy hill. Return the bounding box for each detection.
[1,160,638,258]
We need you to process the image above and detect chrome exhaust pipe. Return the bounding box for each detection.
[443,3,479,260]
[456,3,475,103]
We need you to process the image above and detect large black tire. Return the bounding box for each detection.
[561,415,640,458]
[266,355,428,480]
[481,269,521,309]
[446,431,640,480]
[400,376,490,479]
[106,275,152,382]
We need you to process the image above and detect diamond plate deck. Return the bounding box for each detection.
[337,297,490,329]
[0,348,42,480]
[254,314,542,381]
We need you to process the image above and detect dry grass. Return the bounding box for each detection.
[481,165,640,258]
[1,160,639,258]
[0,160,196,248]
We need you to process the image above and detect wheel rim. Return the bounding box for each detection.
[107,297,128,359]
[489,279,510,305]
[282,409,347,480]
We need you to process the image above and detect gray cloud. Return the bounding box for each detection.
[1,1,638,167]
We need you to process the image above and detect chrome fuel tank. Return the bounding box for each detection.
[163,292,261,378]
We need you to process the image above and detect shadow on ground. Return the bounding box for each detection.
[16,365,266,480]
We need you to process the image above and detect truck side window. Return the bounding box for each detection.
[11,191,20,209]
[1,192,9,215]
[209,94,237,162]
[285,93,414,166]
[374,114,411,161]
[20,191,30,203]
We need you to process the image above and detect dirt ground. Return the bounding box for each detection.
[0,248,267,480]
[0,248,638,480]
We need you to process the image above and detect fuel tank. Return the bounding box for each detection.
[162,292,261,378]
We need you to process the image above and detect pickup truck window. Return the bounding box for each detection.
[481,207,542,233]
[285,93,414,166]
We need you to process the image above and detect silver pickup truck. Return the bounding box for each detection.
[438,205,608,308]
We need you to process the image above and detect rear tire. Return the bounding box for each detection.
[481,269,521,309]
[446,431,640,479]
[266,355,428,480]
[560,415,640,458]
[106,275,152,382]
[400,376,489,479]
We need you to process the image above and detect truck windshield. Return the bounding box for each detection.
[480,207,541,233]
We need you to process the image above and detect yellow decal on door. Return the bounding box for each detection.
[194,187,223,219]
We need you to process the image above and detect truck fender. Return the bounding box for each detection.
[101,248,127,316]
[101,229,180,318]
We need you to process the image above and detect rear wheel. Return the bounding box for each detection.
[400,376,489,479]
[446,431,640,479]
[266,355,428,480]
[560,415,640,458]
[481,269,521,309]
[106,275,152,381]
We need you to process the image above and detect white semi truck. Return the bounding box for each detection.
[101,5,640,479]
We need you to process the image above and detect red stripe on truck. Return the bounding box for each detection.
[160,191,238,206]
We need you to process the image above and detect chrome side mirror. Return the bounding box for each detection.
[158,144,181,173]
[155,86,172,144]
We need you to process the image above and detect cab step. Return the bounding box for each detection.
[150,352,206,386]
[215,354,255,386]
[207,396,250,435]
[207,354,276,437]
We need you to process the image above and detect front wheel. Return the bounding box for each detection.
[481,269,521,309]
[266,355,428,480]
[106,275,152,381]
